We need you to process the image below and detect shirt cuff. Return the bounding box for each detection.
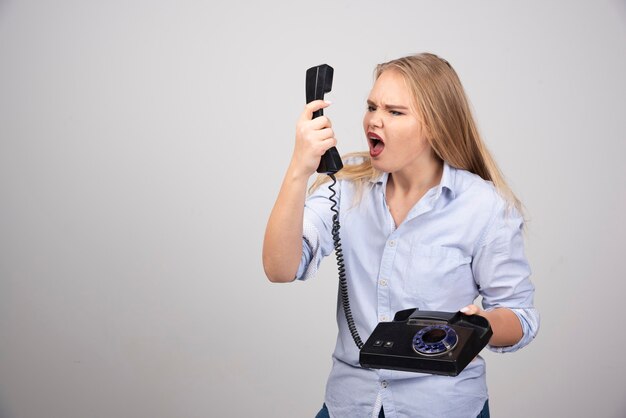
[487,307,540,353]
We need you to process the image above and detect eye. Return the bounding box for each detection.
[389,110,404,116]
[367,105,376,112]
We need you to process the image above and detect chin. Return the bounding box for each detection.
[370,158,394,173]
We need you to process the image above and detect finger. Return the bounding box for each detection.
[311,127,335,142]
[300,100,331,121]
[310,115,332,129]
[460,305,479,315]
[296,126,333,148]
[317,136,338,154]
[298,116,331,134]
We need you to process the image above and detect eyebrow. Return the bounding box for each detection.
[366,99,409,110]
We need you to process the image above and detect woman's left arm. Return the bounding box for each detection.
[464,200,540,351]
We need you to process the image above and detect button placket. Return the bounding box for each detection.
[378,235,398,330]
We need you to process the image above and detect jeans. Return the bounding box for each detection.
[315,400,490,418]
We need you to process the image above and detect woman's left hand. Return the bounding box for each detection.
[459,304,523,346]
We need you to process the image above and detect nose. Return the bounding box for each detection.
[368,111,383,129]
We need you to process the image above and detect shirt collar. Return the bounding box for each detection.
[369,161,457,200]
[438,161,456,199]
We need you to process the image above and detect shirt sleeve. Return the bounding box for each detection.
[472,201,540,353]
[295,179,339,281]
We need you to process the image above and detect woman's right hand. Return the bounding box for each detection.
[264,100,335,282]
[289,100,337,179]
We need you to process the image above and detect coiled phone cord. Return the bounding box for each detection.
[328,174,364,350]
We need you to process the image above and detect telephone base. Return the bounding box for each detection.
[359,309,492,376]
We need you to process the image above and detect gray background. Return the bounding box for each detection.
[1,0,625,417]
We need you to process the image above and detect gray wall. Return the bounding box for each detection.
[1,1,625,417]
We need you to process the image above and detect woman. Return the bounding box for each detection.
[263,53,539,418]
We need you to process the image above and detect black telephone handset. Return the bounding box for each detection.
[305,64,343,174]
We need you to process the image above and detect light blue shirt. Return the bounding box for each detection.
[296,161,539,418]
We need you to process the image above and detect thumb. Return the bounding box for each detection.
[460,304,480,315]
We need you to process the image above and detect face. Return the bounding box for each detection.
[363,69,437,175]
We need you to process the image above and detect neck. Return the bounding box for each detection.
[389,156,444,196]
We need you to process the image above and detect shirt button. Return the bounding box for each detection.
[381,380,388,388]
[379,279,388,287]
[380,315,389,322]
[388,240,396,247]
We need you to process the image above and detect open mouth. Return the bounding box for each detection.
[368,132,385,157]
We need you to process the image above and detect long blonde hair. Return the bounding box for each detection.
[311,53,522,213]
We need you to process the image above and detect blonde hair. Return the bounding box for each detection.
[311,53,522,214]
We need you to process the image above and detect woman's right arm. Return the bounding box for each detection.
[262,100,336,283]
